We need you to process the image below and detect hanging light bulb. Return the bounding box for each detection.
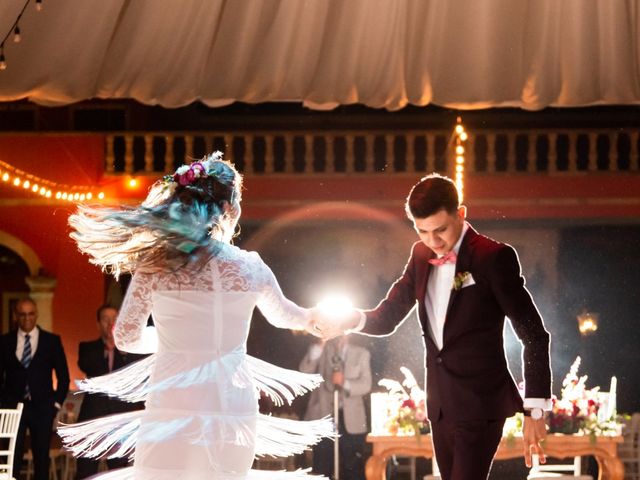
[13,25,21,43]
[0,51,7,71]
[35,0,43,11]
[13,177,21,187]
[2,172,9,181]
[98,192,105,200]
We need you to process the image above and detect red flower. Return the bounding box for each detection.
[402,399,415,409]
[174,162,207,186]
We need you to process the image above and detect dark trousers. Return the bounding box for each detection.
[312,410,366,480]
[75,457,130,479]
[13,401,56,480]
[430,415,505,480]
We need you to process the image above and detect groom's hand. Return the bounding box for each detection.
[308,308,361,339]
[523,416,547,468]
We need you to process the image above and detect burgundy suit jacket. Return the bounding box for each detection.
[361,225,551,421]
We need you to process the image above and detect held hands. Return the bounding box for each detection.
[523,416,547,468]
[307,307,361,340]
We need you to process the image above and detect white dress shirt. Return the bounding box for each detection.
[425,223,469,350]
[16,327,39,362]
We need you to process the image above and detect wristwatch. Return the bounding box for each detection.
[524,407,544,420]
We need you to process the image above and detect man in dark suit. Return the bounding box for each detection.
[315,174,552,480]
[75,304,146,479]
[0,297,70,480]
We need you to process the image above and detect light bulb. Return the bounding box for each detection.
[98,192,105,200]
[23,180,30,189]
[13,26,21,43]
[45,190,52,198]
[61,192,68,200]
[35,0,43,11]
[456,155,464,164]
[0,53,6,71]
[55,192,61,199]
[79,194,86,202]
[2,173,9,181]
[13,178,21,186]
[32,184,39,192]
[455,125,464,134]
[460,132,468,141]
[455,145,465,155]
[86,192,93,200]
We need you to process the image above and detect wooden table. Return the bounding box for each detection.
[366,433,624,480]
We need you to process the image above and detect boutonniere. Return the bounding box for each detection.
[452,271,472,291]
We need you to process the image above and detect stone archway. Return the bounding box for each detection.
[0,231,55,333]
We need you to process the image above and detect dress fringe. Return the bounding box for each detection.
[75,354,324,407]
[58,411,141,460]
[59,411,333,461]
[84,466,327,480]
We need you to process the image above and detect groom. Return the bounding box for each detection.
[317,174,551,480]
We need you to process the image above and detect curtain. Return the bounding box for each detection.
[0,0,638,110]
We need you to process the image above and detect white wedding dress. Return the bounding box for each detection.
[59,244,332,479]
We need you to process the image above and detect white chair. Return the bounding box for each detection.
[619,413,640,480]
[527,454,592,479]
[0,403,24,480]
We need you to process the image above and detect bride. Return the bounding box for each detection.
[60,153,332,479]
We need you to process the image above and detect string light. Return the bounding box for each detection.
[1,0,47,72]
[0,159,105,203]
[453,117,467,202]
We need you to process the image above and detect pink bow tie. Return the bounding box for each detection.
[428,251,457,266]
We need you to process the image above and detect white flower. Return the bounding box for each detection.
[176,165,190,175]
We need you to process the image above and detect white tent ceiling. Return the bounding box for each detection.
[0,0,639,111]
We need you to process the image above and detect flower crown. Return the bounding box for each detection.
[163,152,225,187]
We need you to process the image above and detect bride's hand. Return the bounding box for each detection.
[307,307,361,340]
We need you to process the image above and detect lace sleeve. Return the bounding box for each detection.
[114,270,155,354]
[255,254,311,331]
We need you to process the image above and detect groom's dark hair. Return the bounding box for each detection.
[405,173,460,219]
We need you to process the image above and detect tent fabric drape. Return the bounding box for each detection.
[0,0,639,111]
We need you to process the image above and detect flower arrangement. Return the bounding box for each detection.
[547,356,619,439]
[378,367,428,439]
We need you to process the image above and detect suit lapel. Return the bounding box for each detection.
[7,333,20,367]
[29,327,44,365]
[443,227,478,332]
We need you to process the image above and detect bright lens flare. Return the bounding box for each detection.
[317,294,354,318]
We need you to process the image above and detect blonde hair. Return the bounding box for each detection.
[69,153,242,278]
